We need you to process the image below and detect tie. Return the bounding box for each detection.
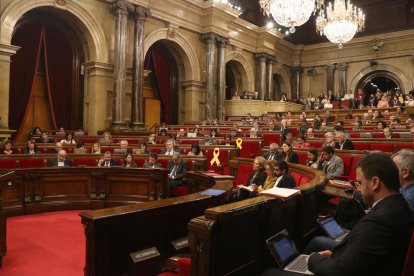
[171,165,177,176]
[105,161,109,167]
[269,154,274,160]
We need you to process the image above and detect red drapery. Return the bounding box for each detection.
[9,23,74,131]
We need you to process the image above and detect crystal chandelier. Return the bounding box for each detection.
[316,0,365,48]
[259,0,324,33]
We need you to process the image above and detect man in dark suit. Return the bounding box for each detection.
[263,143,282,161]
[119,140,133,154]
[143,152,162,168]
[97,151,117,167]
[48,142,63,154]
[334,131,354,150]
[273,160,295,188]
[47,149,72,167]
[167,153,187,191]
[161,139,179,155]
[307,153,414,276]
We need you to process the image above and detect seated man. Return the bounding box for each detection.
[307,153,414,276]
[306,127,315,138]
[322,132,336,148]
[273,160,296,188]
[97,151,117,167]
[48,142,63,154]
[392,149,414,213]
[199,132,217,146]
[143,152,162,168]
[47,149,72,167]
[318,146,344,179]
[334,131,354,150]
[161,139,179,155]
[119,139,133,154]
[263,143,282,161]
[167,153,187,191]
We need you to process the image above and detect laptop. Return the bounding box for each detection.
[266,229,314,275]
[187,132,197,138]
[317,215,349,241]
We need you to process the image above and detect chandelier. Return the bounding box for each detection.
[259,0,324,33]
[316,0,365,48]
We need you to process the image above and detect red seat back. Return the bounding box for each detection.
[239,140,261,158]
[395,144,414,151]
[235,164,253,186]
[340,155,354,179]
[0,159,18,169]
[371,143,394,153]
[262,133,281,147]
[401,231,414,276]
[18,158,47,168]
[353,142,370,151]
[297,151,308,165]
[72,157,98,166]
[299,175,311,186]
[290,172,302,187]
[348,156,362,181]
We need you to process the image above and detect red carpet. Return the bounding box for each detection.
[1,210,85,276]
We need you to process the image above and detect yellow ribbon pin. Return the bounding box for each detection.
[236,138,243,149]
[210,148,221,166]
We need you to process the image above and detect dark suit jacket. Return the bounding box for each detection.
[276,174,296,188]
[143,161,162,169]
[167,160,187,180]
[283,151,299,164]
[98,159,117,167]
[309,194,414,276]
[334,139,354,150]
[47,157,72,167]
[263,151,282,161]
[244,170,266,186]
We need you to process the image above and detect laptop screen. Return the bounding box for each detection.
[318,216,345,239]
[266,230,299,268]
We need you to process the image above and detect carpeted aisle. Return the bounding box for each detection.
[1,210,85,276]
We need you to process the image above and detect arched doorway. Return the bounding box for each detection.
[358,70,401,97]
[272,74,284,101]
[9,8,84,142]
[144,41,179,125]
[225,60,244,99]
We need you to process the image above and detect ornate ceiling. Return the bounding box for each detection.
[237,0,414,45]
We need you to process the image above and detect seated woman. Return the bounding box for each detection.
[306,147,319,169]
[147,134,157,144]
[60,132,77,145]
[232,156,267,201]
[377,95,389,107]
[1,140,15,154]
[210,129,219,138]
[159,128,168,137]
[187,143,203,157]
[253,160,278,193]
[100,132,113,144]
[92,143,102,154]
[74,141,87,154]
[122,153,137,168]
[281,142,299,163]
[140,142,152,154]
[294,135,310,149]
[24,140,40,154]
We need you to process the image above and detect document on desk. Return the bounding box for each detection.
[259,187,300,199]
[200,189,226,196]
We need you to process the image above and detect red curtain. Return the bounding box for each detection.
[43,25,73,129]
[9,23,74,131]
[151,50,172,124]
[9,23,43,131]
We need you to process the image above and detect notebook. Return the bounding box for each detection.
[266,229,314,275]
[317,215,349,241]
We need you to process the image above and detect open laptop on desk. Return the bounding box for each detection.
[266,229,314,275]
[317,215,349,241]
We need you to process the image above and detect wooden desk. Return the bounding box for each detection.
[0,170,15,267]
[80,175,234,276]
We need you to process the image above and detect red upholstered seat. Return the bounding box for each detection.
[401,231,414,276]
[178,257,191,276]
[297,151,308,165]
[348,156,362,181]
[169,185,189,197]
[100,147,114,153]
[134,158,145,167]
[235,163,253,186]
[18,158,47,168]
[371,143,394,153]
[335,155,353,181]
[332,100,340,109]
[395,143,414,151]
[308,141,324,149]
[299,175,311,186]
[372,133,384,138]
[238,140,261,158]
[349,133,360,138]
[262,133,281,147]
[353,142,370,151]
[290,172,302,187]
[0,159,18,169]
[158,159,169,168]
[341,100,350,108]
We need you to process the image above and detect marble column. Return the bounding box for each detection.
[110,0,132,129]
[291,67,303,99]
[200,33,217,121]
[266,55,276,100]
[131,5,151,130]
[337,63,349,96]
[216,36,229,121]
[255,53,267,100]
[0,44,20,129]
[325,64,336,94]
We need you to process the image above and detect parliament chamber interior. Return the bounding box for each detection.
[1,0,414,275]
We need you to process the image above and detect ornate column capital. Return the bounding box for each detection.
[337,63,349,71]
[134,5,151,20]
[200,32,217,45]
[216,36,229,47]
[111,0,133,14]
[325,64,336,72]
[255,53,268,62]
[291,67,303,74]
[266,55,277,64]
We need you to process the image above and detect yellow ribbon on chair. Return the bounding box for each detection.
[236,138,243,149]
[210,148,221,166]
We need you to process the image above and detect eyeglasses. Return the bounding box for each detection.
[350,180,361,188]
